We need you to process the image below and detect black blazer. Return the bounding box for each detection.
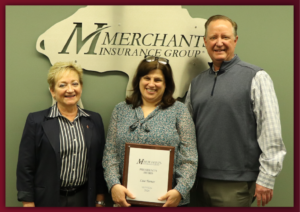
[17,107,107,206]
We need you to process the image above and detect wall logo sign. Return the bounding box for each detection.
[37,6,211,98]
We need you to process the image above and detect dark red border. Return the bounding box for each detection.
[3,0,299,212]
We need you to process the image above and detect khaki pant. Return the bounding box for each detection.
[194,178,256,207]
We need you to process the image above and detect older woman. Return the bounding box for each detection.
[103,56,197,207]
[17,62,107,207]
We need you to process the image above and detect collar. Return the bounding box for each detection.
[47,103,90,118]
[129,105,160,133]
[208,54,241,74]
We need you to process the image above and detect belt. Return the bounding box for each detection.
[60,183,87,196]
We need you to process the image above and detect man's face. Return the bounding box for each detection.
[204,19,238,66]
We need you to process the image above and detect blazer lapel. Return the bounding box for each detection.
[80,117,94,151]
[42,118,61,164]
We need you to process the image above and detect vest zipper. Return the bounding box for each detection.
[211,71,218,96]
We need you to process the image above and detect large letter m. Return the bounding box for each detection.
[59,23,110,55]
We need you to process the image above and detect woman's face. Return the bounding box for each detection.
[50,69,82,109]
[139,69,166,105]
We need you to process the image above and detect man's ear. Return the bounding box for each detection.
[234,35,239,43]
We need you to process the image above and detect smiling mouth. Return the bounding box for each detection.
[146,88,156,92]
[65,95,76,98]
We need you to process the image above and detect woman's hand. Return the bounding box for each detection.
[95,194,105,207]
[22,202,35,207]
[158,189,182,207]
[111,184,135,207]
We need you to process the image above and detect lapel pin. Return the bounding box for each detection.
[87,125,89,129]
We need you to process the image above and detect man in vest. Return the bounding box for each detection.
[185,15,286,207]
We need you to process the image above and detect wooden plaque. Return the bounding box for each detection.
[122,143,175,207]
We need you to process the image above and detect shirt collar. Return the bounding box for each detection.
[48,103,90,118]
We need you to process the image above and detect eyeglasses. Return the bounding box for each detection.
[144,55,169,65]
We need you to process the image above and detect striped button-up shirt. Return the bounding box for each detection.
[48,103,90,187]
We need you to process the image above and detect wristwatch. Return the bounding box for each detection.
[95,200,105,206]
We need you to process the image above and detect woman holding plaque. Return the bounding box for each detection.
[102,56,197,207]
[16,62,107,207]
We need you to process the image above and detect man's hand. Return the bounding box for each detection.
[111,184,135,207]
[158,189,182,207]
[254,183,273,207]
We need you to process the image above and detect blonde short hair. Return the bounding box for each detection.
[47,61,83,90]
